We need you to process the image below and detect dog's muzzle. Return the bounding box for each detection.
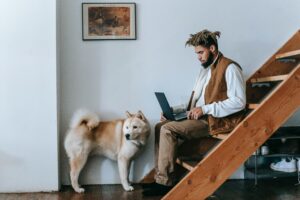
[125,134,130,140]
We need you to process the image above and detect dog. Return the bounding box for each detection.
[64,109,151,193]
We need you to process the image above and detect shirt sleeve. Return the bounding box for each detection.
[201,63,246,118]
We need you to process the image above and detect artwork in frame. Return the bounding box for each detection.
[82,3,136,40]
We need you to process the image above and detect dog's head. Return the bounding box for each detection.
[123,111,150,145]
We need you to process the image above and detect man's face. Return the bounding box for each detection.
[194,45,214,68]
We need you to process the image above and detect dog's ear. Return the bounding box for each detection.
[136,110,146,120]
[126,111,132,118]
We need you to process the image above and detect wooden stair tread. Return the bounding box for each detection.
[176,158,199,171]
[247,103,259,110]
[211,134,228,140]
[250,74,288,83]
[276,49,300,60]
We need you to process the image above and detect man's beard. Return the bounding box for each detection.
[201,52,214,68]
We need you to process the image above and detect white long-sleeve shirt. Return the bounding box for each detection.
[193,63,246,118]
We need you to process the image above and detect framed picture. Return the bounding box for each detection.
[82,3,136,40]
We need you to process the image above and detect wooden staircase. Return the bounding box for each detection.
[162,30,300,200]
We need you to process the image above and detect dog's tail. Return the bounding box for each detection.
[70,109,100,130]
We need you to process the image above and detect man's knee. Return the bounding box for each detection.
[161,121,180,133]
[160,124,170,134]
[155,121,169,136]
[160,124,177,139]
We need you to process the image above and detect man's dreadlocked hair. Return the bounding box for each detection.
[185,29,221,50]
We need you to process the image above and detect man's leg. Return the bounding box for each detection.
[142,120,170,189]
[143,119,208,196]
[155,121,170,172]
[155,119,209,186]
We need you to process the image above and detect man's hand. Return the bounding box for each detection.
[160,112,167,122]
[187,107,203,120]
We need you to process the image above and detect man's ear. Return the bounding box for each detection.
[209,45,216,53]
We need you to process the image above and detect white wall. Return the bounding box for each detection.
[60,0,300,185]
[0,0,59,192]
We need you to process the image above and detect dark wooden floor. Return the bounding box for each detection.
[1,178,300,200]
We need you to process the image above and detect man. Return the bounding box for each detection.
[143,29,246,196]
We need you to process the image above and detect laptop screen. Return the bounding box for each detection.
[154,92,175,120]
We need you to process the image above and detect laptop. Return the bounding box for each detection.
[155,92,187,121]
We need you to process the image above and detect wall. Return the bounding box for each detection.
[0,0,59,192]
[60,0,300,185]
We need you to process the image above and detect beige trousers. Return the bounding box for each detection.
[154,119,209,186]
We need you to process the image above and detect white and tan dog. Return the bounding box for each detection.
[64,110,150,193]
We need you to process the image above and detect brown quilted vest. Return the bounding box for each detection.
[204,53,245,135]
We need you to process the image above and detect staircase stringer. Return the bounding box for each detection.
[162,64,300,200]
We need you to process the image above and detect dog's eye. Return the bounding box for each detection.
[126,126,129,129]
[133,126,137,129]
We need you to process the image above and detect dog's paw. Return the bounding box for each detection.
[75,187,85,193]
[124,185,134,192]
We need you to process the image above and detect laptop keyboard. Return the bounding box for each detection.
[175,112,187,120]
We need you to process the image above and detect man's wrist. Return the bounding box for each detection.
[200,105,208,115]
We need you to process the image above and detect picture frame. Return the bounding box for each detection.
[82,3,136,40]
